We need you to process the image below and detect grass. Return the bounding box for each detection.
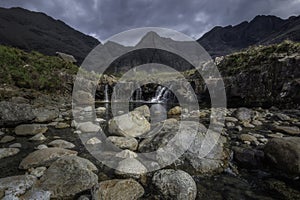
[0,45,78,93]
[217,40,300,76]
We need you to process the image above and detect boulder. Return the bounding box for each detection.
[139,120,228,174]
[48,139,75,149]
[0,135,15,144]
[264,137,300,174]
[0,148,20,159]
[107,136,138,151]
[77,122,100,133]
[73,90,94,105]
[0,101,35,127]
[134,105,150,119]
[233,108,253,122]
[39,156,98,198]
[29,133,47,141]
[152,169,197,200]
[168,106,182,115]
[15,124,48,136]
[19,148,77,169]
[233,147,264,168]
[33,108,58,123]
[274,126,300,135]
[108,111,150,137]
[0,175,37,199]
[115,158,148,178]
[92,179,144,200]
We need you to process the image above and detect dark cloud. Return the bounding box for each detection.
[0,0,299,42]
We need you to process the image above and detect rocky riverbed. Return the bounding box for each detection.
[0,92,300,200]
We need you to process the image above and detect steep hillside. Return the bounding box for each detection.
[0,7,100,63]
[0,45,78,94]
[198,15,300,57]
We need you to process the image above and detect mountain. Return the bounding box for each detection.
[0,7,100,64]
[198,15,300,57]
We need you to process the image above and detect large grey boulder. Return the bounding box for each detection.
[0,101,35,127]
[39,156,98,198]
[152,169,197,200]
[19,148,77,169]
[92,179,144,200]
[139,119,229,174]
[108,111,150,137]
[15,124,48,136]
[0,175,37,199]
[264,137,300,174]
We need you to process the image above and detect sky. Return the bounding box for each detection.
[0,0,299,42]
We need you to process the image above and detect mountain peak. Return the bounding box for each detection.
[198,14,300,57]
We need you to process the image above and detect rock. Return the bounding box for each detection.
[274,126,300,135]
[73,90,94,105]
[274,113,291,121]
[252,120,263,126]
[239,134,257,143]
[115,158,147,178]
[36,144,48,150]
[0,135,15,143]
[107,136,138,151]
[116,150,138,158]
[19,148,77,169]
[55,122,70,129]
[226,117,238,122]
[48,139,75,149]
[33,108,58,123]
[233,147,264,168]
[139,119,228,174]
[11,96,29,104]
[168,106,182,115]
[0,101,35,127]
[0,175,37,199]
[56,52,77,63]
[77,122,100,133]
[0,148,20,159]
[39,156,98,198]
[30,167,47,178]
[264,137,300,174]
[86,137,102,145]
[96,107,107,116]
[92,179,144,200]
[15,124,48,136]
[267,133,284,138]
[21,189,51,200]
[134,105,150,119]
[9,143,22,148]
[233,108,253,122]
[152,169,197,200]
[242,122,255,128]
[108,111,150,137]
[29,133,47,141]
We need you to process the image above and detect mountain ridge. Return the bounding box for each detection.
[197,15,300,57]
[0,7,100,64]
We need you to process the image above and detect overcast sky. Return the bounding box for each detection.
[0,0,299,42]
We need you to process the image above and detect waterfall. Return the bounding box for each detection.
[104,85,109,102]
[151,86,169,103]
[135,87,142,101]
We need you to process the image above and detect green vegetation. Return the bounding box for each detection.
[218,40,300,76]
[0,45,78,92]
